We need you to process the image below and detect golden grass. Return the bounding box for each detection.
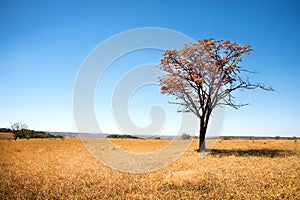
[0,132,13,140]
[0,138,299,199]
[107,138,172,153]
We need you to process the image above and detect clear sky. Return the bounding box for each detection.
[1,0,300,137]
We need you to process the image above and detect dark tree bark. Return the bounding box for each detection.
[198,108,211,152]
[13,132,17,140]
[199,126,207,152]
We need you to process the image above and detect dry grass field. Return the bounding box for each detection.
[0,136,299,199]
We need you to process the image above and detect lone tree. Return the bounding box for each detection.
[181,133,192,140]
[158,38,273,152]
[11,122,28,140]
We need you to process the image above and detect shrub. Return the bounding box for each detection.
[221,136,231,140]
[181,133,192,140]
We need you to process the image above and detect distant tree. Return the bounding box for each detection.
[158,38,273,152]
[181,133,192,140]
[9,122,63,140]
[11,122,28,140]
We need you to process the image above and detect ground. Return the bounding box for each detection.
[0,136,299,199]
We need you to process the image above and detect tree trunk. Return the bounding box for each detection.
[13,132,17,140]
[198,108,211,152]
[198,127,207,152]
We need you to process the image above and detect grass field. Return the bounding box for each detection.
[0,137,299,199]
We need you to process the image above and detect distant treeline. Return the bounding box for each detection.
[0,128,12,133]
[219,136,299,140]
[0,128,63,140]
[107,134,141,139]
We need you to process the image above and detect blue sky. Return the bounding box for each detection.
[1,0,300,137]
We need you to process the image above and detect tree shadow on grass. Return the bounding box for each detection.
[208,149,295,158]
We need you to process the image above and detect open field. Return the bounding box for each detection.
[0,138,299,199]
[0,133,13,140]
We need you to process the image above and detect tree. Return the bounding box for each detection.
[11,122,28,140]
[181,133,192,140]
[158,38,273,152]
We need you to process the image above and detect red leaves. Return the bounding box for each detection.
[233,52,241,57]
[160,86,168,94]
[222,76,232,84]
[158,38,252,100]
[194,77,205,84]
[216,58,229,66]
